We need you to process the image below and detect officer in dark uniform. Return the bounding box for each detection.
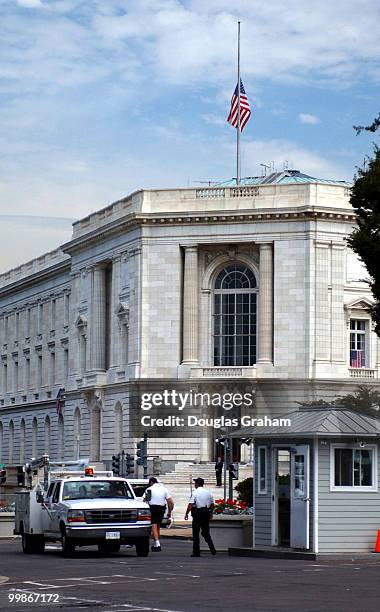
[184,477,216,557]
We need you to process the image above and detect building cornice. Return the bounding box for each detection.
[61,205,356,256]
[0,259,71,299]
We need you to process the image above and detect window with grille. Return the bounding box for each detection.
[213,263,257,366]
[350,319,367,367]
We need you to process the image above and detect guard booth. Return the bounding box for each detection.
[231,407,380,555]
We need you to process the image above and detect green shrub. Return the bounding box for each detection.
[235,477,253,507]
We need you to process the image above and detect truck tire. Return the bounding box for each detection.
[61,526,75,557]
[21,531,45,554]
[135,537,150,557]
[98,541,121,555]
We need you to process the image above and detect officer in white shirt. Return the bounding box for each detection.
[184,477,216,557]
[143,477,174,552]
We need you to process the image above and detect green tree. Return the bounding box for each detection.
[297,385,380,419]
[348,114,380,336]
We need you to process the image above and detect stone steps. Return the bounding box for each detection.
[157,462,252,516]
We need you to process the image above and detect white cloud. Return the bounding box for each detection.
[0,215,73,273]
[16,0,44,8]
[299,113,321,125]
[243,138,347,180]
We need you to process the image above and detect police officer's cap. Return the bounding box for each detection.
[194,477,204,486]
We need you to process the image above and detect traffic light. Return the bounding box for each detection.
[0,467,6,486]
[229,462,239,480]
[152,456,162,475]
[126,453,135,476]
[136,435,148,478]
[136,439,147,466]
[17,465,25,487]
[112,454,120,476]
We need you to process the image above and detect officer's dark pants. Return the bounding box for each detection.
[216,470,222,486]
[192,508,216,555]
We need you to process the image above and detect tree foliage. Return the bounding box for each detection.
[298,385,380,419]
[348,113,380,336]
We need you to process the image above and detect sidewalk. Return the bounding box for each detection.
[161,520,192,540]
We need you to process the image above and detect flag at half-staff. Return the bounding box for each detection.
[227,78,251,131]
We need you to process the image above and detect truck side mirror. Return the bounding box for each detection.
[36,491,44,504]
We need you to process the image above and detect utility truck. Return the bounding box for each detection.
[14,455,151,556]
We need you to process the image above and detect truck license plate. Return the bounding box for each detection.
[106,531,120,540]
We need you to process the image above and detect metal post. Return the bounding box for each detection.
[120,450,125,478]
[236,21,241,186]
[223,441,228,501]
[143,432,148,479]
[228,438,234,500]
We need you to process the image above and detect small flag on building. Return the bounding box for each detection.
[350,350,363,368]
[227,78,251,131]
[56,388,66,415]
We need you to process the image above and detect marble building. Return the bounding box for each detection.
[0,170,379,470]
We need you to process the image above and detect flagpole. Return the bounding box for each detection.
[236,21,241,186]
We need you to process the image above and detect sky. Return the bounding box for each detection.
[0,0,379,271]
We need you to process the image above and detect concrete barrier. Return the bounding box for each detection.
[0,513,15,538]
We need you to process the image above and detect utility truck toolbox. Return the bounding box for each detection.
[14,457,152,557]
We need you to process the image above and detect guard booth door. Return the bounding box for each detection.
[290,445,310,549]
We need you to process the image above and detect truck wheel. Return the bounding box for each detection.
[21,532,44,554]
[135,537,150,557]
[98,541,121,555]
[34,536,45,554]
[61,527,75,557]
[21,531,35,554]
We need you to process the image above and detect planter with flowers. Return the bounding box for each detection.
[201,498,254,552]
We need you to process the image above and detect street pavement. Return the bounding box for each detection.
[0,538,380,611]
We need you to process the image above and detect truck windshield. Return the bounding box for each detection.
[62,480,134,500]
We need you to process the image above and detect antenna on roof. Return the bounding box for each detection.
[260,163,271,177]
[283,160,289,171]
[193,181,215,186]
[271,161,275,173]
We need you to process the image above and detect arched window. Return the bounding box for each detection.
[114,403,123,453]
[44,416,51,456]
[73,408,81,460]
[58,414,64,460]
[20,419,26,464]
[0,422,3,462]
[9,420,14,464]
[32,418,38,458]
[213,263,257,366]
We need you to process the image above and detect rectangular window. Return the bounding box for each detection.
[51,299,56,330]
[15,312,19,337]
[332,446,376,490]
[350,319,367,367]
[50,352,55,387]
[64,294,70,326]
[38,303,43,334]
[258,446,267,494]
[63,348,69,380]
[14,361,19,391]
[25,308,31,338]
[37,355,43,388]
[25,357,30,390]
[3,363,7,393]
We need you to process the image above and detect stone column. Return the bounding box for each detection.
[110,256,121,368]
[182,246,199,364]
[91,264,106,371]
[258,243,274,363]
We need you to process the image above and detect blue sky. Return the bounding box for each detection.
[0,0,379,269]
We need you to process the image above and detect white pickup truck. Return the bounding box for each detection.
[15,474,151,556]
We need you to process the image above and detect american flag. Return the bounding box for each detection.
[350,350,363,368]
[55,388,65,416]
[227,79,251,131]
